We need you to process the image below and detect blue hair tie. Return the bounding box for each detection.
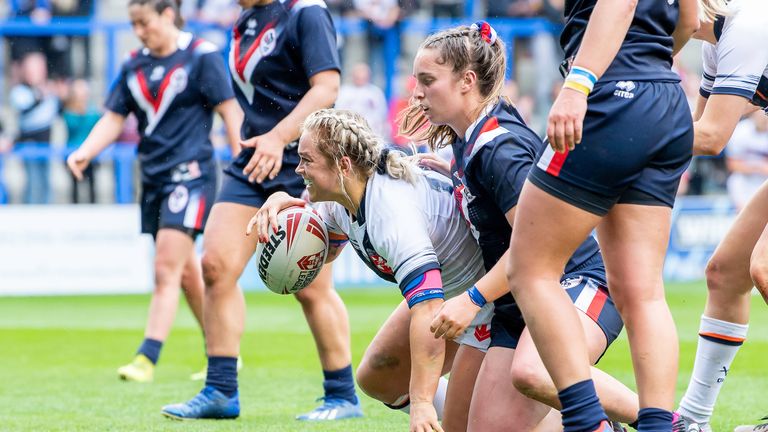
[470,21,498,45]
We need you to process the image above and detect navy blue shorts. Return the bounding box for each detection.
[217,145,305,207]
[490,259,623,361]
[141,175,217,239]
[530,80,693,216]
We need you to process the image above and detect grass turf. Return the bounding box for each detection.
[0,282,764,431]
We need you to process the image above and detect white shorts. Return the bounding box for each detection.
[454,303,494,352]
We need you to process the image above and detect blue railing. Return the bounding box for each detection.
[0,15,559,99]
[0,144,235,204]
[0,15,559,203]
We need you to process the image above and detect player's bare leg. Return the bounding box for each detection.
[295,264,363,420]
[677,183,768,428]
[118,228,196,382]
[511,314,639,424]
[442,344,485,432]
[161,202,255,419]
[356,301,459,418]
[597,204,677,419]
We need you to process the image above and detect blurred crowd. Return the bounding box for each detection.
[0,0,761,206]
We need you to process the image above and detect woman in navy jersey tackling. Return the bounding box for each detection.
[161,0,361,421]
[402,23,635,431]
[67,0,242,383]
[501,0,699,430]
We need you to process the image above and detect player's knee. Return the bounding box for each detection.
[201,251,228,289]
[749,259,768,301]
[356,351,401,399]
[510,360,548,400]
[153,255,181,289]
[705,256,729,293]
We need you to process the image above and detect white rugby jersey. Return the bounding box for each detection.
[315,169,486,302]
[700,0,768,108]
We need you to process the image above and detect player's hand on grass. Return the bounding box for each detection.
[66,149,92,181]
[429,292,480,340]
[246,192,305,242]
[409,401,443,432]
[547,87,587,153]
[417,153,451,177]
[241,131,285,183]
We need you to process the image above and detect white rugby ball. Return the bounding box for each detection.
[255,206,329,295]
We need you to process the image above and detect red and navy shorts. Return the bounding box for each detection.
[490,258,623,362]
[217,144,305,208]
[141,175,217,239]
[530,80,694,216]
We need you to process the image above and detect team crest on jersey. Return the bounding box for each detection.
[169,68,188,93]
[168,185,189,213]
[560,276,583,289]
[150,66,165,81]
[614,81,636,99]
[370,254,393,275]
[260,28,278,56]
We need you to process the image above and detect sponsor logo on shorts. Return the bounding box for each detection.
[168,185,189,213]
[614,81,635,99]
[560,276,583,289]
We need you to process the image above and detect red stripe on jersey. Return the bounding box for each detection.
[233,22,277,81]
[546,148,569,177]
[135,69,155,110]
[586,287,607,322]
[479,116,499,134]
[135,65,181,111]
[154,65,181,111]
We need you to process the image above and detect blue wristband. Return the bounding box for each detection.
[466,286,487,308]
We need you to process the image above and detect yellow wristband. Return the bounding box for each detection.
[563,80,591,96]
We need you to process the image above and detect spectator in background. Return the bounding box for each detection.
[486,0,563,128]
[9,52,62,204]
[8,0,52,82]
[502,79,536,125]
[337,63,390,142]
[63,79,101,204]
[726,112,768,210]
[431,0,463,19]
[183,0,240,49]
[0,120,11,204]
[353,0,400,86]
[388,75,418,148]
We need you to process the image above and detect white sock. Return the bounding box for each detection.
[678,315,748,423]
[391,376,450,421]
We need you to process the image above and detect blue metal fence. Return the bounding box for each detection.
[0,15,559,203]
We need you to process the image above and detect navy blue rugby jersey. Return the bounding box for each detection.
[561,0,680,82]
[450,101,601,272]
[229,0,340,142]
[106,32,234,184]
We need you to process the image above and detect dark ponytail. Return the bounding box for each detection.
[129,0,185,29]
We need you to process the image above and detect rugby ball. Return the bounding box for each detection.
[255,206,329,295]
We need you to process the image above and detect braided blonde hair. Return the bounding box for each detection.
[303,109,419,187]
[698,0,730,22]
[398,25,508,151]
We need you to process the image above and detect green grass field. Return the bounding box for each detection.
[0,282,765,431]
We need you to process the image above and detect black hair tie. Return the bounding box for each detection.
[376,148,391,174]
